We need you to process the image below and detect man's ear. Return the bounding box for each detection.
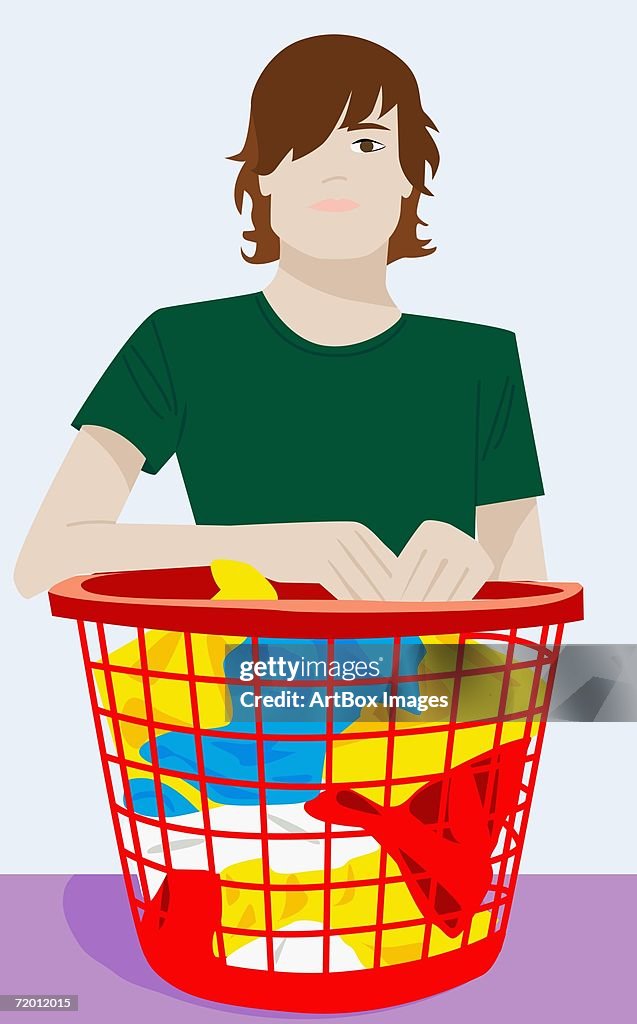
[258,173,272,198]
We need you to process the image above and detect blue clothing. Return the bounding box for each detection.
[128,636,426,814]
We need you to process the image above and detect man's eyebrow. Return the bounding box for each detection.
[343,121,391,132]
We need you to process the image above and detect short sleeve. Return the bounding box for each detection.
[475,330,545,506]
[71,311,182,475]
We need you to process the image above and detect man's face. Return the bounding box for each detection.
[258,90,413,260]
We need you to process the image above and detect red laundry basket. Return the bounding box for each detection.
[49,569,583,1014]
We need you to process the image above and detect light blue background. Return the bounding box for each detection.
[2,1,636,871]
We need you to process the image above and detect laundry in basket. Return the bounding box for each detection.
[96,559,543,819]
[141,740,527,972]
[142,632,428,807]
[93,560,274,816]
[96,560,428,815]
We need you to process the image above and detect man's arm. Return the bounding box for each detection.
[476,496,547,581]
[14,425,398,600]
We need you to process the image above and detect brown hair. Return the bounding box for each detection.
[226,34,440,265]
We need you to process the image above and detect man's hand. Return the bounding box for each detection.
[393,520,495,602]
[224,520,400,601]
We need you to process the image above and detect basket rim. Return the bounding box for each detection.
[48,567,584,637]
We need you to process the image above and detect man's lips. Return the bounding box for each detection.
[309,198,360,212]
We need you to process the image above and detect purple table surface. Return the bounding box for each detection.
[0,875,634,1023]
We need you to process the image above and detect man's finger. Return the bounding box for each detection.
[447,565,489,601]
[400,554,448,602]
[423,560,475,602]
[336,532,398,599]
[352,527,398,580]
[322,561,361,600]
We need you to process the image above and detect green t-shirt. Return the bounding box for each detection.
[71,291,544,555]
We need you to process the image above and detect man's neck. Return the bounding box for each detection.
[262,245,402,347]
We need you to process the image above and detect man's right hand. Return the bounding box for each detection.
[225,520,400,601]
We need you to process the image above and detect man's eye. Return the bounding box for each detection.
[351,138,386,154]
